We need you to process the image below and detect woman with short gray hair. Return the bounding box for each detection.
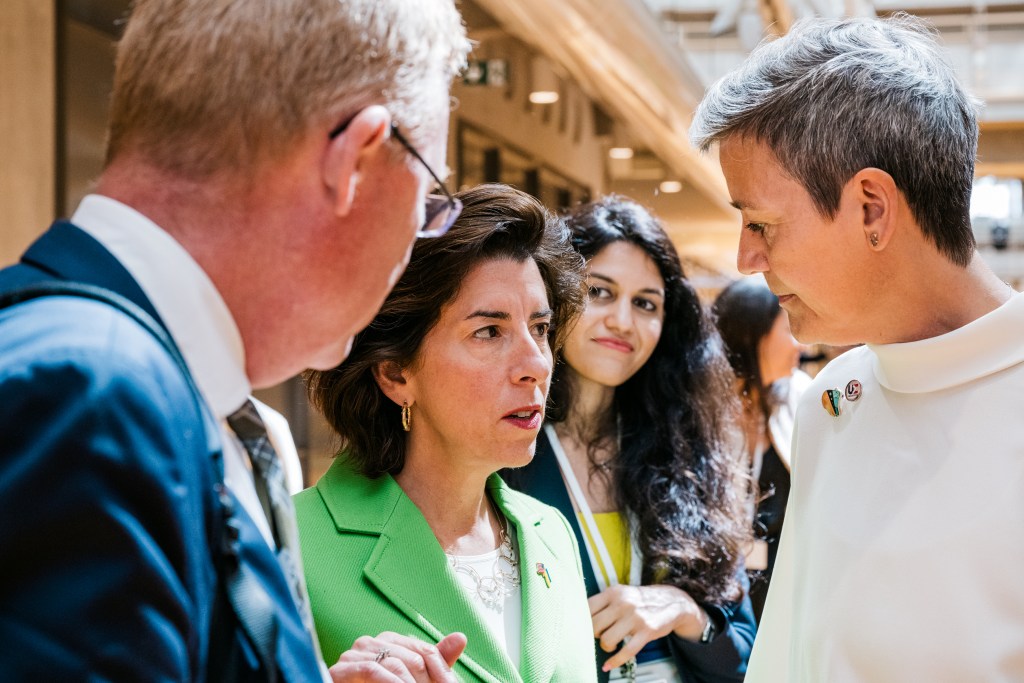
[692,14,1024,683]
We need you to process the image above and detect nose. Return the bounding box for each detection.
[604,297,633,334]
[511,328,552,386]
[737,229,769,275]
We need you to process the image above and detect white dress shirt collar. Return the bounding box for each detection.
[868,290,1024,394]
[71,194,251,417]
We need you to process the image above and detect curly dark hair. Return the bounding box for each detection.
[712,278,784,424]
[306,184,586,478]
[547,196,748,606]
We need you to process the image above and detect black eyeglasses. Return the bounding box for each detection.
[329,118,462,238]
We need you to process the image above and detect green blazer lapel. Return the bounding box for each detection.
[489,477,564,683]
[318,460,520,683]
[365,497,522,682]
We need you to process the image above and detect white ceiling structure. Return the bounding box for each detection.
[653,0,1024,123]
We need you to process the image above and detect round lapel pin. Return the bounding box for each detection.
[845,379,862,402]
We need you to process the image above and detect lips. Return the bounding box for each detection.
[766,279,794,306]
[593,337,634,353]
[502,405,543,430]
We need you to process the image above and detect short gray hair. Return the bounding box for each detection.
[108,0,471,177]
[691,14,979,266]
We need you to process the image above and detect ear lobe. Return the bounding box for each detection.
[372,359,410,406]
[323,105,392,218]
[852,168,897,250]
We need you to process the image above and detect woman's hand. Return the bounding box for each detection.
[328,631,467,682]
[589,584,708,672]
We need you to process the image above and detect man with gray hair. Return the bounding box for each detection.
[0,1,470,681]
[692,14,1024,682]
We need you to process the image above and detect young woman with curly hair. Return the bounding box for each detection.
[504,196,755,683]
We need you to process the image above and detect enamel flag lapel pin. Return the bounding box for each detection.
[536,562,552,588]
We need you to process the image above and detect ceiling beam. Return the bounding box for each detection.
[472,0,735,213]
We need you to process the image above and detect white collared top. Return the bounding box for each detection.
[748,291,1024,683]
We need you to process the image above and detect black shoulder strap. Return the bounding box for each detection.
[0,281,279,682]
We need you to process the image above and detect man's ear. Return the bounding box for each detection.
[849,167,899,250]
[322,105,392,218]
[372,359,410,407]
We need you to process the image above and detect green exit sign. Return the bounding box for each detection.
[463,59,508,87]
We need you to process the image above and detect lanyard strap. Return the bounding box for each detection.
[545,424,642,591]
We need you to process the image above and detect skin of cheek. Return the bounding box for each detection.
[398,256,555,477]
[579,242,666,375]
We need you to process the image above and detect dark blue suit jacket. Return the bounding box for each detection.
[503,429,756,683]
[0,222,322,682]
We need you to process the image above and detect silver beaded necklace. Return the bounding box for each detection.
[446,512,520,610]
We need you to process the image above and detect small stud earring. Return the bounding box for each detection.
[870,233,879,248]
[401,401,411,432]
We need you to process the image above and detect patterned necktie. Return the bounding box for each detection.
[226,399,317,639]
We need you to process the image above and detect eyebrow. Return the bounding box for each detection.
[590,272,664,298]
[729,200,745,211]
[465,309,553,321]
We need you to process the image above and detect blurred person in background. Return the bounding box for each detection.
[505,196,756,683]
[692,13,1024,682]
[0,0,471,680]
[298,185,597,683]
[713,278,809,623]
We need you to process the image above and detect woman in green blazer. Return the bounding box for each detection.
[296,184,596,683]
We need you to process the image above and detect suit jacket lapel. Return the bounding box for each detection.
[489,477,564,683]
[319,462,520,683]
[509,431,600,596]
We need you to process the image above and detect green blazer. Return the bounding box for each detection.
[294,458,597,683]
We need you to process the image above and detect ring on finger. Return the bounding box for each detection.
[373,647,391,664]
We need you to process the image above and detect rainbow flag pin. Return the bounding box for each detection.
[536,562,552,588]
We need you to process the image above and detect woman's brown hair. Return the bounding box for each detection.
[307,184,585,477]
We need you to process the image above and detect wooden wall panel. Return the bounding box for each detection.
[0,1,56,266]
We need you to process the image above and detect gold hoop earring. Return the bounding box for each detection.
[870,233,879,248]
[401,401,411,432]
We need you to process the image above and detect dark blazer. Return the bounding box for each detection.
[0,221,322,682]
[503,428,757,683]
